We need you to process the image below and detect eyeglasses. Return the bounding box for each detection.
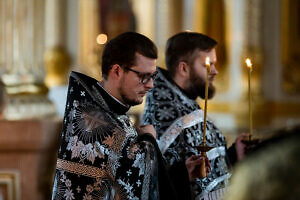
[124,66,158,84]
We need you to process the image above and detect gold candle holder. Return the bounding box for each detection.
[194,57,214,178]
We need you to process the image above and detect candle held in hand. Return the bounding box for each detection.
[202,57,210,145]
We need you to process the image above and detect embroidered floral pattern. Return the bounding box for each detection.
[142,68,231,198]
[66,136,97,164]
[103,135,114,148]
[52,71,158,200]
[133,153,146,176]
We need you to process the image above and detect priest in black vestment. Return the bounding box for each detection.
[52,32,206,200]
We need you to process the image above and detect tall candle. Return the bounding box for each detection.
[203,57,210,145]
[246,58,253,140]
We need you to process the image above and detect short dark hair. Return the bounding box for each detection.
[101,32,158,79]
[165,32,217,77]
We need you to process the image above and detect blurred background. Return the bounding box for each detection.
[0,0,299,199]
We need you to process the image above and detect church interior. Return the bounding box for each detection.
[0,0,300,199]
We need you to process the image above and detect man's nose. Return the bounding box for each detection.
[144,78,154,89]
[210,65,218,76]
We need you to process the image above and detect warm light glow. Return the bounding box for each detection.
[97,33,108,44]
[205,57,210,66]
[246,58,252,68]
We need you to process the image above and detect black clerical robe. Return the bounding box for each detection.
[51,71,191,200]
[142,68,231,199]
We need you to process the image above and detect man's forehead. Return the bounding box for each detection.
[132,52,156,72]
[134,52,156,63]
[133,52,144,63]
[197,49,217,60]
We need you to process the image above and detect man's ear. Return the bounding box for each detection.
[177,61,190,78]
[109,64,123,80]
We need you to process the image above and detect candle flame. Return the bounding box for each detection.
[245,58,252,68]
[205,57,210,66]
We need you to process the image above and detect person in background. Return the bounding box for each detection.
[224,125,300,200]
[142,32,249,200]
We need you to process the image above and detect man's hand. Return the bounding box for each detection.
[137,124,156,138]
[235,133,249,161]
[235,133,260,160]
[185,155,210,181]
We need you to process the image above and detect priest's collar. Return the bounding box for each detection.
[97,82,130,115]
[70,71,130,115]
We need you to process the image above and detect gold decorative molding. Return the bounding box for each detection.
[44,46,70,87]
[0,171,20,200]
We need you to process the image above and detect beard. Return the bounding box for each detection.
[185,69,216,99]
[120,91,142,106]
[119,78,143,106]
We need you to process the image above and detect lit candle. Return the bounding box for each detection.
[202,57,210,145]
[245,58,253,140]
